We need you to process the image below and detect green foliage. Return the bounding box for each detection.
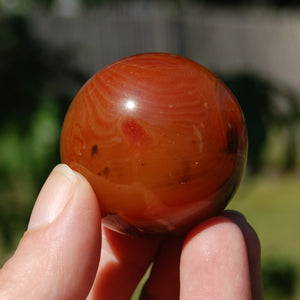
[0,15,84,129]
[0,15,85,251]
[0,0,54,15]
[1,0,299,14]
[0,101,60,249]
[263,256,298,299]
[80,0,117,7]
[222,72,300,174]
[228,174,300,300]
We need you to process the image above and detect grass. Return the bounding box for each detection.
[229,171,300,299]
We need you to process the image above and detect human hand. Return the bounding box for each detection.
[0,164,263,299]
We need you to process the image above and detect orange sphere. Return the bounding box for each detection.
[60,53,247,236]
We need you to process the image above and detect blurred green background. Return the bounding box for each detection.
[0,0,300,299]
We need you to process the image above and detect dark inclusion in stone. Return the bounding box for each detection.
[97,167,110,177]
[226,124,239,154]
[91,144,98,156]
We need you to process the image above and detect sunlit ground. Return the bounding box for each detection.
[231,172,300,299]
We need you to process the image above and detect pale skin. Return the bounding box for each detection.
[0,164,264,299]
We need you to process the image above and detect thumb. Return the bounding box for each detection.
[0,164,101,300]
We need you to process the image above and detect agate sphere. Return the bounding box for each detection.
[60,53,248,236]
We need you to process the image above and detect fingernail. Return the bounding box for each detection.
[28,164,78,230]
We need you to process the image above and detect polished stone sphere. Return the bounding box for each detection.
[60,53,248,236]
